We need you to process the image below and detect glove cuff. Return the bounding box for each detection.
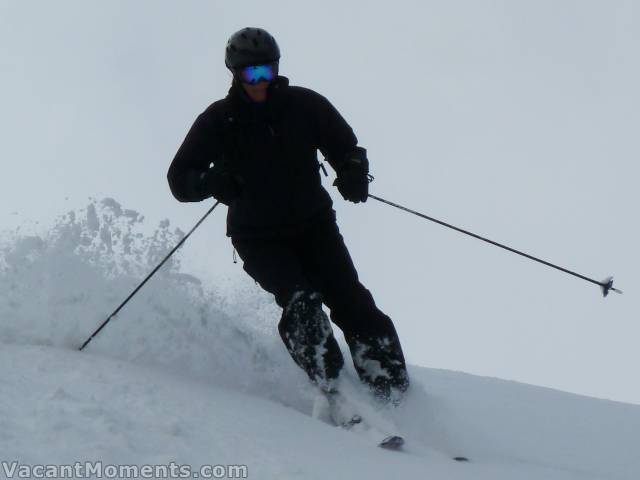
[338,146,369,175]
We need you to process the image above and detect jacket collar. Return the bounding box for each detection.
[227,76,289,124]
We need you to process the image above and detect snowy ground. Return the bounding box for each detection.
[2,345,639,480]
[2,199,639,479]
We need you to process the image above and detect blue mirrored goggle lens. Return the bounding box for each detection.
[240,63,276,85]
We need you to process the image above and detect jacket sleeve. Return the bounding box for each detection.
[313,93,359,172]
[167,110,223,202]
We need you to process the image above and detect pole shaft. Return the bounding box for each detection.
[79,201,220,351]
[368,194,607,289]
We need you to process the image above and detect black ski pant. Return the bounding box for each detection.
[232,214,409,399]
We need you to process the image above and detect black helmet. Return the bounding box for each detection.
[225,27,280,70]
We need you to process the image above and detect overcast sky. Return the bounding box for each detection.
[1,1,638,404]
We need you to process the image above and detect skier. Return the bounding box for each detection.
[167,27,409,405]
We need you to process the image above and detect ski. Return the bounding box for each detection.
[322,388,406,451]
[340,414,363,428]
[320,387,470,455]
[339,414,405,450]
[379,435,405,450]
[341,414,405,451]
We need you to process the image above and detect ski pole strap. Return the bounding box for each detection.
[368,194,622,297]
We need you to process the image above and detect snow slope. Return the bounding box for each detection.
[2,346,639,480]
[2,199,639,479]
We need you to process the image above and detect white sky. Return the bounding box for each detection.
[1,1,638,404]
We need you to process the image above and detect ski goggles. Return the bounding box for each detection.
[238,62,277,85]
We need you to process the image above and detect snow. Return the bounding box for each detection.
[1,199,639,479]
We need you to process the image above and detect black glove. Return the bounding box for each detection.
[200,162,241,206]
[333,147,370,203]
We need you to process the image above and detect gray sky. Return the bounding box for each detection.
[1,1,639,404]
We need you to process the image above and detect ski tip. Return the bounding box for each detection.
[453,456,470,462]
[379,435,405,450]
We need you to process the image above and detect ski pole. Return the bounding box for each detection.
[368,194,622,297]
[79,201,221,351]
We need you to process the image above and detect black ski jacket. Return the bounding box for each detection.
[167,76,359,239]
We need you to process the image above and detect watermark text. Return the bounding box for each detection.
[1,461,248,479]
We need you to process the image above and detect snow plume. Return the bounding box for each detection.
[0,198,310,407]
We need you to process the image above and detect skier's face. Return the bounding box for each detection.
[241,80,269,102]
[236,62,277,103]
